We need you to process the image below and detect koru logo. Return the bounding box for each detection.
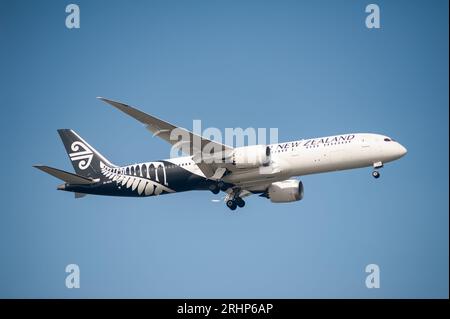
[69,141,93,170]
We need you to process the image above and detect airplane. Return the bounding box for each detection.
[34,97,407,210]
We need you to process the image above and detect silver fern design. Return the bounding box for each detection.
[100,162,174,196]
[69,141,94,170]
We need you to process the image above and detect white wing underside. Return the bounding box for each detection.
[97,97,236,179]
[97,97,271,200]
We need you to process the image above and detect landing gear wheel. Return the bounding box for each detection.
[226,200,237,210]
[235,197,245,208]
[209,184,220,194]
[218,181,228,191]
[372,170,380,179]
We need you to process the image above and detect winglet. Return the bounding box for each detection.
[96,96,112,103]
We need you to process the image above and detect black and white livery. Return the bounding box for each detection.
[34,98,407,210]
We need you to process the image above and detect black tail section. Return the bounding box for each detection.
[57,129,116,178]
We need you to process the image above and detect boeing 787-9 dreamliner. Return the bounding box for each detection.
[35,98,407,210]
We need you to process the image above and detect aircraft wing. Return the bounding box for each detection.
[98,97,234,179]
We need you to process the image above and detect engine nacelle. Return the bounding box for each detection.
[232,145,270,169]
[267,180,304,203]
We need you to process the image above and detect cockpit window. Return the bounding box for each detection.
[384,138,391,142]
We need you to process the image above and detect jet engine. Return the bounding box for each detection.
[267,179,304,203]
[232,145,271,169]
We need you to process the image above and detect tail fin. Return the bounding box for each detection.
[57,129,116,178]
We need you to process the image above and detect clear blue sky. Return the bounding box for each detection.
[1,0,448,298]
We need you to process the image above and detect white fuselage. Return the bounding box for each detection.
[164,133,407,192]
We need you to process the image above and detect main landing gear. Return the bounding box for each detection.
[372,161,383,179]
[209,180,246,211]
[226,197,245,211]
[209,184,220,194]
[226,199,237,210]
[226,188,246,211]
[209,180,229,194]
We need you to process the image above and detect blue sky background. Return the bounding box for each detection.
[0,0,448,298]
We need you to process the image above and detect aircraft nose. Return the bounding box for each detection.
[397,143,407,157]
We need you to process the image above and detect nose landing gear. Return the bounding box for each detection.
[372,161,383,179]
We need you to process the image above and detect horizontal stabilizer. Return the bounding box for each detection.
[33,165,96,185]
